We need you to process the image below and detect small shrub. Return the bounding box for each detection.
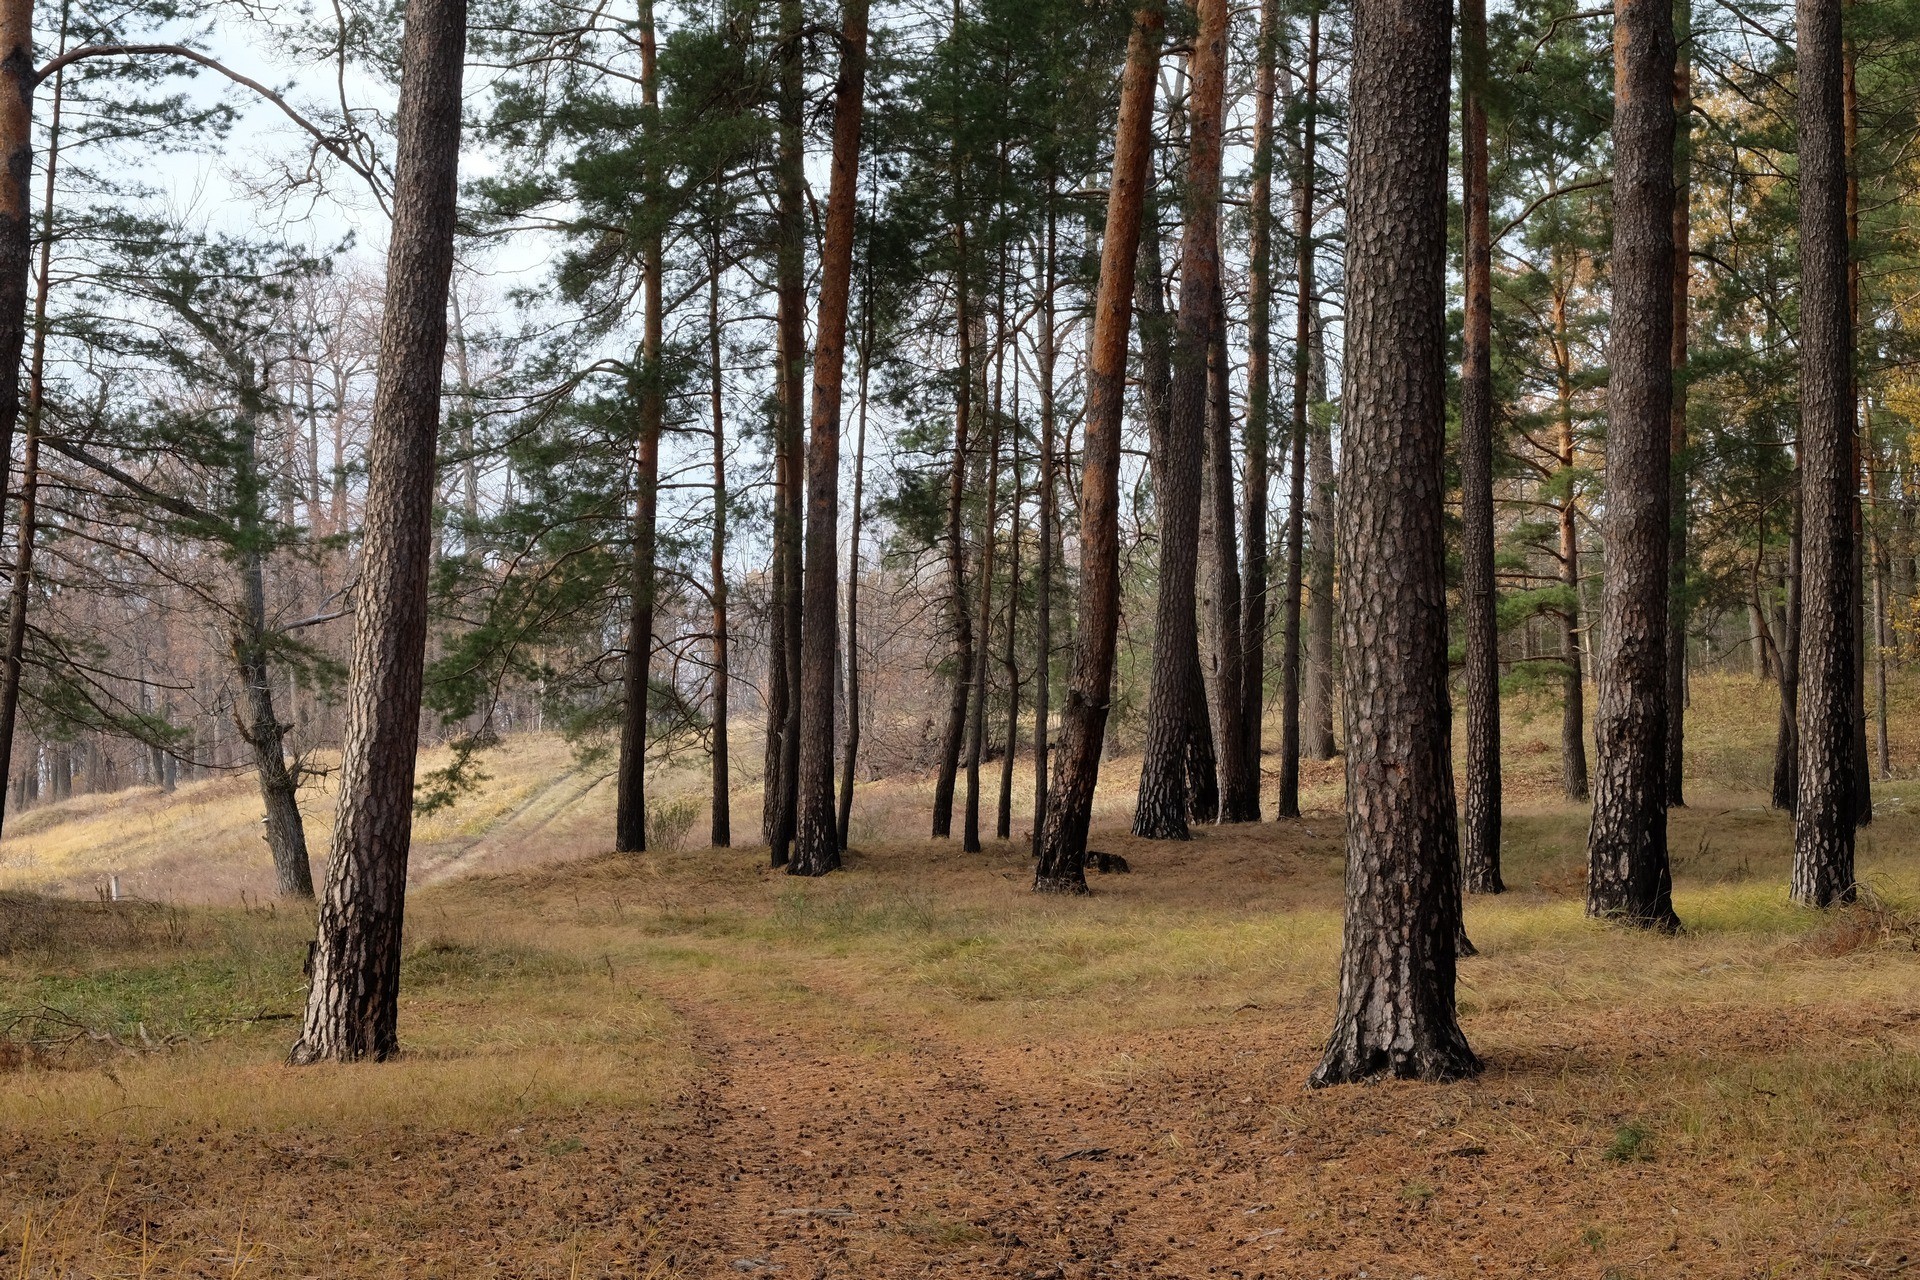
[1605,1122,1654,1162]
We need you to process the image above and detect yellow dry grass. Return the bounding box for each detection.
[0,673,1916,1276]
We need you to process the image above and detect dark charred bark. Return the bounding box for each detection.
[1585,0,1679,932]
[1459,0,1502,894]
[1135,0,1226,840]
[1310,0,1477,1086]
[292,0,467,1063]
[615,1,663,855]
[1033,1,1162,892]
[1790,0,1856,907]
[1276,10,1319,822]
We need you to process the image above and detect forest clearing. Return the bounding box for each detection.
[3,678,1918,1278]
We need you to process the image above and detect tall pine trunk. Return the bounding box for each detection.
[1032,195,1058,853]
[1240,0,1277,798]
[1276,10,1318,821]
[1135,0,1227,839]
[1773,484,1803,809]
[1033,1,1161,891]
[764,0,807,865]
[1310,0,1477,1086]
[291,0,467,1063]
[790,0,870,876]
[615,0,663,854]
[1458,0,1502,893]
[1207,279,1253,820]
[1552,284,1589,801]
[708,234,732,848]
[1789,0,1856,906]
[1586,0,1679,931]
[1303,311,1337,760]
[931,226,974,838]
[837,287,873,851]
[1664,1,1691,807]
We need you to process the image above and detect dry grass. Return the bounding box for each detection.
[1,673,1918,1275]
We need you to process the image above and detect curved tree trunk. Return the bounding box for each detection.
[291,0,467,1064]
[1790,0,1856,906]
[1459,0,1502,894]
[1134,0,1227,840]
[1310,0,1477,1086]
[1586,0,1679,931]
[790,0,870,876]
[1032,1,1162,892]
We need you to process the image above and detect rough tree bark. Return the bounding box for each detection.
[1134,0,1226,839]
[1772,485,1802,810]
[1309,0,1478,1085]
[291,0,467,1063]
[790,0,870,876]
[764,0,806,865]
[931,224,974,839]
[708,231,732,848]
[0,37,53,843]
[1032,193,1058,853]
[1459,0,1502,893]
[1586,0,1679,931]
[1276,9,1319,821]
[615,0,663,854]
[1032,0,1161,892]
[1664,0,1691,807]
[1207,273,1254,821]
[1239,0,1277,798]
[837,283,874,852]
[1790,0,1856,907]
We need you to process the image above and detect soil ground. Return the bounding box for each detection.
[3,676,1919,1277]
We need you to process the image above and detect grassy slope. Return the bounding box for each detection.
[0,673,1917,1276]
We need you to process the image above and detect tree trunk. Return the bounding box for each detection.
[1276,10,1319,821]
[1552,284,1590,801]
[1586,0,1679,931]
[1790,0,1856,907]
[291,0,467,1064]
[1664,0,1691,807]
[1033,1,1161,892]
[962,337,1001,853]
[1134,0,1226,840]
[1773,487,1803,810]
[709,233,732,849]
[996,479,1021,841]
[931,231,974,840]
[1309,0,1477,1086]
[837,283,874,852]
[0,39,55,843]
[1842,30,1872,830]
[1459,0,1502,893]
[1240,0,1277,810]
[1032,193,1058,854]
[615,0,663,855]
[1873,453,1890,779]
[232,411,314,899]
[1304,310,1338,760]
[764,0,807,865]
[790,0,869,876]
[1207,279,1253,820]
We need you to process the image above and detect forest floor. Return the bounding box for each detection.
[3,675,1920,1277]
